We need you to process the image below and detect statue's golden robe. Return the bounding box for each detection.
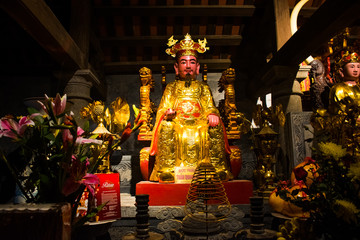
[149,79,232,182]
[327,81,360,153]
[329,82,360,115]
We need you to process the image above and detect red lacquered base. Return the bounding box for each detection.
[136,180,253,206]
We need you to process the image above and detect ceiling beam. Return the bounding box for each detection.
[93,5,255,17]
[93,5,319,18]
[100,35,242,47]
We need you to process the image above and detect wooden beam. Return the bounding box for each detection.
[289,7,320,18]
[93,5,256,17]
[99,35,242,47]
[93,5,318,18]
[0,0,87,71]
[273,0,291,50]
[103,59,231,74]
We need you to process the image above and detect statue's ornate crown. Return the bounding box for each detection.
[165,33,209,58]
[329,28,360,72]
[337,51,359,68]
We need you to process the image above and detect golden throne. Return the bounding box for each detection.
[137,65,249,182]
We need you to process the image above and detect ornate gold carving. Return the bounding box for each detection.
[209,124,230,178]
[150,120,177,182]
[218,68,250,139]
[161,66,166,94]
[230,146,241,165]
[202,64,208,83]
[138,67,155,141]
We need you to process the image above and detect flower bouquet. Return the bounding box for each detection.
[0,93,141,231]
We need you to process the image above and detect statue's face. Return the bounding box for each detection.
[340,62,360,81]
[174,55,200,80]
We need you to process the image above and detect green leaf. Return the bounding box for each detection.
[83,121,90,132]
[27,107,40,115]
[90,134,99,139]
[44,133,56,142]
[39,173,50,185]
[79,155,88,162]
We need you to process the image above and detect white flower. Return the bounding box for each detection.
[318,142,346,160]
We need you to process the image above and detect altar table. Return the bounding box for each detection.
[136,180,253,206]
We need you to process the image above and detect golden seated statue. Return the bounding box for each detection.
[138,34,248,183]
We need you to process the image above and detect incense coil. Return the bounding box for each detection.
[184,161,231,222]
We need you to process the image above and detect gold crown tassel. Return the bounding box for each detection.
[165,33,209,58]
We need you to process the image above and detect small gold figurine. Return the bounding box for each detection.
[137,67,155,141]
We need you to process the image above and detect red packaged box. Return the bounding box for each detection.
[94,173,121,221]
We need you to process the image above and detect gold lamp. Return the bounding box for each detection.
[251,104,283,197]
[253,122,279,196]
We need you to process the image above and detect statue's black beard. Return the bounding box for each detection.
[185,73,192,87]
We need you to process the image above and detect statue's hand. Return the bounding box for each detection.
[208,114,219,127]
[165,108,176,121]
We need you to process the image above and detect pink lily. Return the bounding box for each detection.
[38,93,67,117]
[0,116,34,140]
[62,156,100,196]
[62,127,102,149]
[53,93,67,116]
[80,173,100,196]
[75,127,102,145]
[62,173,100,196]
